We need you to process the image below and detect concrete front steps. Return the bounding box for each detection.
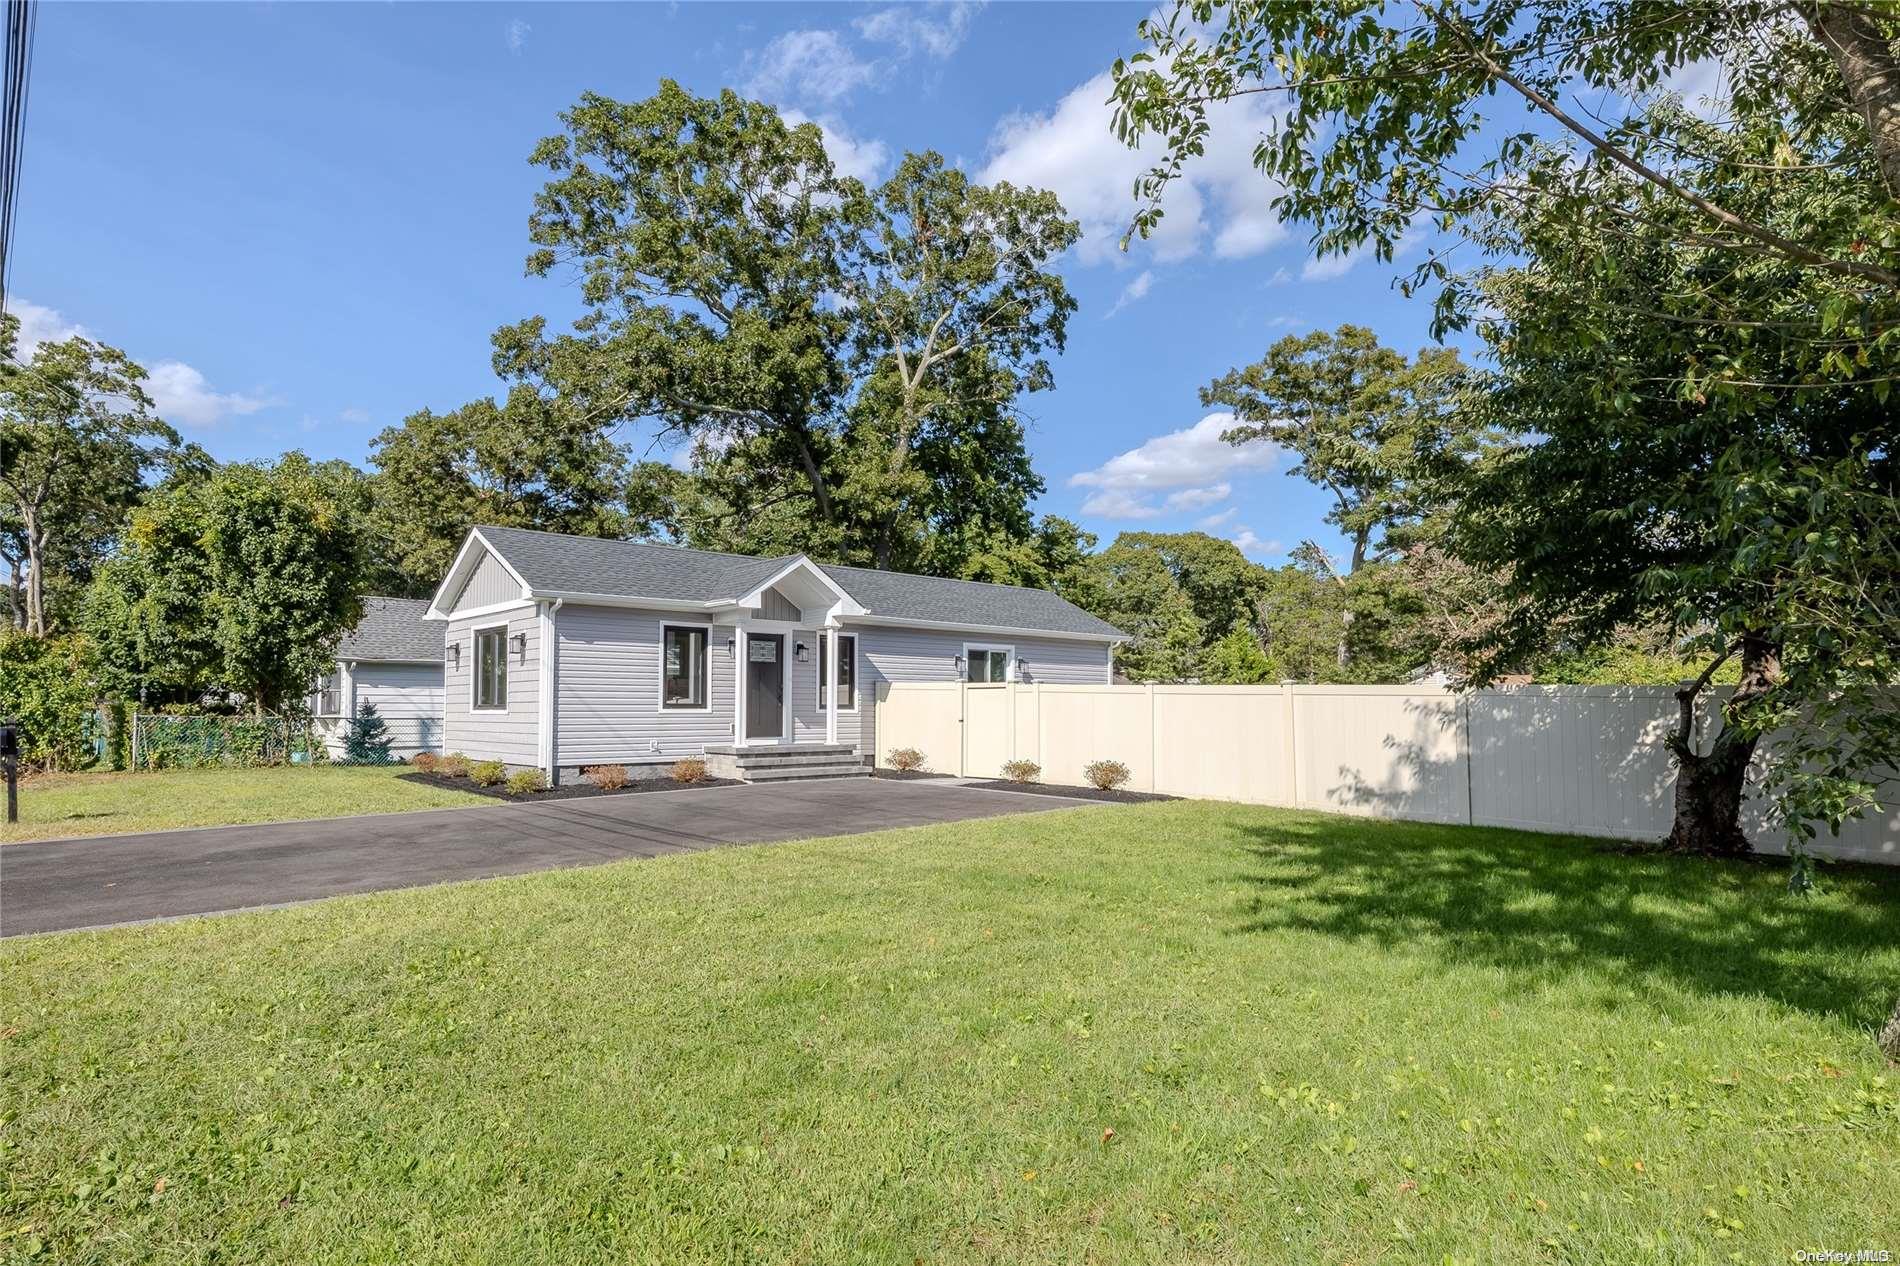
[702,744,871,783]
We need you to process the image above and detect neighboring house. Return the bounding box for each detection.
[423,525,1126,783]
[312,597,446,759]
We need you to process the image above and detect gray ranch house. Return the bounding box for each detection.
[311,597,446,759]
[423,525,1125,783]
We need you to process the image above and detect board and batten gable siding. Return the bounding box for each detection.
[754,586,801,622]
[852,625,1111,762]
[442,605,540,767]
[555,603,739,764]
[449,547,525,613]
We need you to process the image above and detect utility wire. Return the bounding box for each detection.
[1,0,37,332]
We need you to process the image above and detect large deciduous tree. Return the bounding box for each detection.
[0,317,177,636]
[1086,532,1278,682]
[85,453,369,713]
[368,387,629,593]
[495,83,1078,574]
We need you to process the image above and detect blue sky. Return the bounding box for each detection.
[15,1,1459,568]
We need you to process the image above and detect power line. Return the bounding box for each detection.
[0,0,37,331]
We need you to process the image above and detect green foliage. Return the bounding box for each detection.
[83,453,369,713]
[469,759,506,787]
[0,315,179,636]
[1535,646,1743,688]
[0,632,101,770]
[1200,627,1279,684]
[1086,537,1206,682]
[505,768,547,796]
[368,387,629,594]
[133,715,309,771]
[343,701,394,765]
[1205,326,1474,570]
[499,83,1078,576]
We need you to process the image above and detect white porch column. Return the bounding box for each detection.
[734,627,748,747]
[340,660,357,718]
[537,601,559,782]
[825,625,839,746]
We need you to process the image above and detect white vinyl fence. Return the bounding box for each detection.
[874,683,1899,865]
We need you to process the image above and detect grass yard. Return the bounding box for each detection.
[3,802,1896,1263]
[0,767,493,844]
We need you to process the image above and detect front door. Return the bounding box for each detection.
[745,633,784,740]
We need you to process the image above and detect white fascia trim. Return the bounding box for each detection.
[739,556,866,616]
[533,590,729,613]
[441,598,539,624]
[424,530,531,620]
[844,614,1125,644]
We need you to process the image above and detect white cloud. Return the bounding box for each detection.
[1163,482,1230,512]
[145,361,274,428]
[853,2,980,60]
[505,18,530,53]
[1070,411,1276,494]
[339,406,371,424]
[980,70,1287,266]
[8,298,274,428]
[1079,488,1162,520]
[1660,56,1725,120]
[781,109,891,184]
[1195,507,1238,530]
[1266,314,1302,329]
[1229,527,1281,557]
[1103,268,1154,319]
[1300,224,1426,282]
[745,29,879,106]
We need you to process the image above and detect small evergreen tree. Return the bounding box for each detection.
[344,700,393,764]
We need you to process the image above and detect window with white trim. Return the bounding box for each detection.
[474,626,508,710]
[662,625,708,709]
[966,647,1011,683]
[818,634,857,710]
[317,670,342,717]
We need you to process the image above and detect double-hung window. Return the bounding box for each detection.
[474,626,508,710]
[966,647,1011,683]
[818,634,857,711]
[662,625,708,709]
[317,671,342,717]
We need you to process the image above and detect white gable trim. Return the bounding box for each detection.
[738,556,865,617]
[424,529,532,621]
[845,613,1125,644]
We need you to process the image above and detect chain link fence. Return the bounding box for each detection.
[129,713,442,770]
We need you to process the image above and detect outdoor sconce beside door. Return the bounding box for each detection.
[795,641,811,663]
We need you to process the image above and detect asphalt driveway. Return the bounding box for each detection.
[0,778,1080,938]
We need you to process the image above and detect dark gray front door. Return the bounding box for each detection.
[745,634,784,739]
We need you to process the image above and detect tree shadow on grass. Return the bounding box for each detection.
[1224,813,1900,1031]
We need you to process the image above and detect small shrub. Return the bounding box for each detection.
[1082,759,1131,791]
[438,751,469,777]
[585,764,630,791]
[343,700,394,764]
[505,768,546,795]
[1000,758,1041,784]
[411,751,439,774]
[469,759,506,787]
[670,757,709,784]
[887,747,926,772]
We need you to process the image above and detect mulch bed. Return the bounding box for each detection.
[399,771,741,803]
[961,780,1179,804]
[870,769,955,782]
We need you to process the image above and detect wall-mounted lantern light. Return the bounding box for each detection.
[724,635,736,654]
[447,642,460,670]
[953,653,966,679]
[512,632,527,661]
[1017,661,1031,683]
[794,641,811,663]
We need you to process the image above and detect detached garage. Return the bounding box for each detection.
[312,597,445,759]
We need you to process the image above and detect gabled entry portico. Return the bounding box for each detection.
[712,556,862,751]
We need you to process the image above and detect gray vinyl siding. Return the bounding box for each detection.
[755,586,801,621]
[851,625,1111,763]
[555,604,737,765]
[353,662,445,754]
[449,547,524,613]
[443,605,540,766]
[791,629,866,748]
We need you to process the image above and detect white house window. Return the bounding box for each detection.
[317,670,342,717]
[662,625,708,709]
[966,646,1011,683]
[818,634,857,710]
[474,626,508,710]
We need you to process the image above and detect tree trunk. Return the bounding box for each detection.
[5,556,21,630]
[1881,994,1900,1063]
[1801,2,1900,201]
[19,505,47,638]
[1661,633,1779,856]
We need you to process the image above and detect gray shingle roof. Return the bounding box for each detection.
[338,597,443,663]
[820,563,1125,638]
[471,526,1125,640]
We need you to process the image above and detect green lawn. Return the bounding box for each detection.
[3,803,1896,1263]
[0,767,493,844]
